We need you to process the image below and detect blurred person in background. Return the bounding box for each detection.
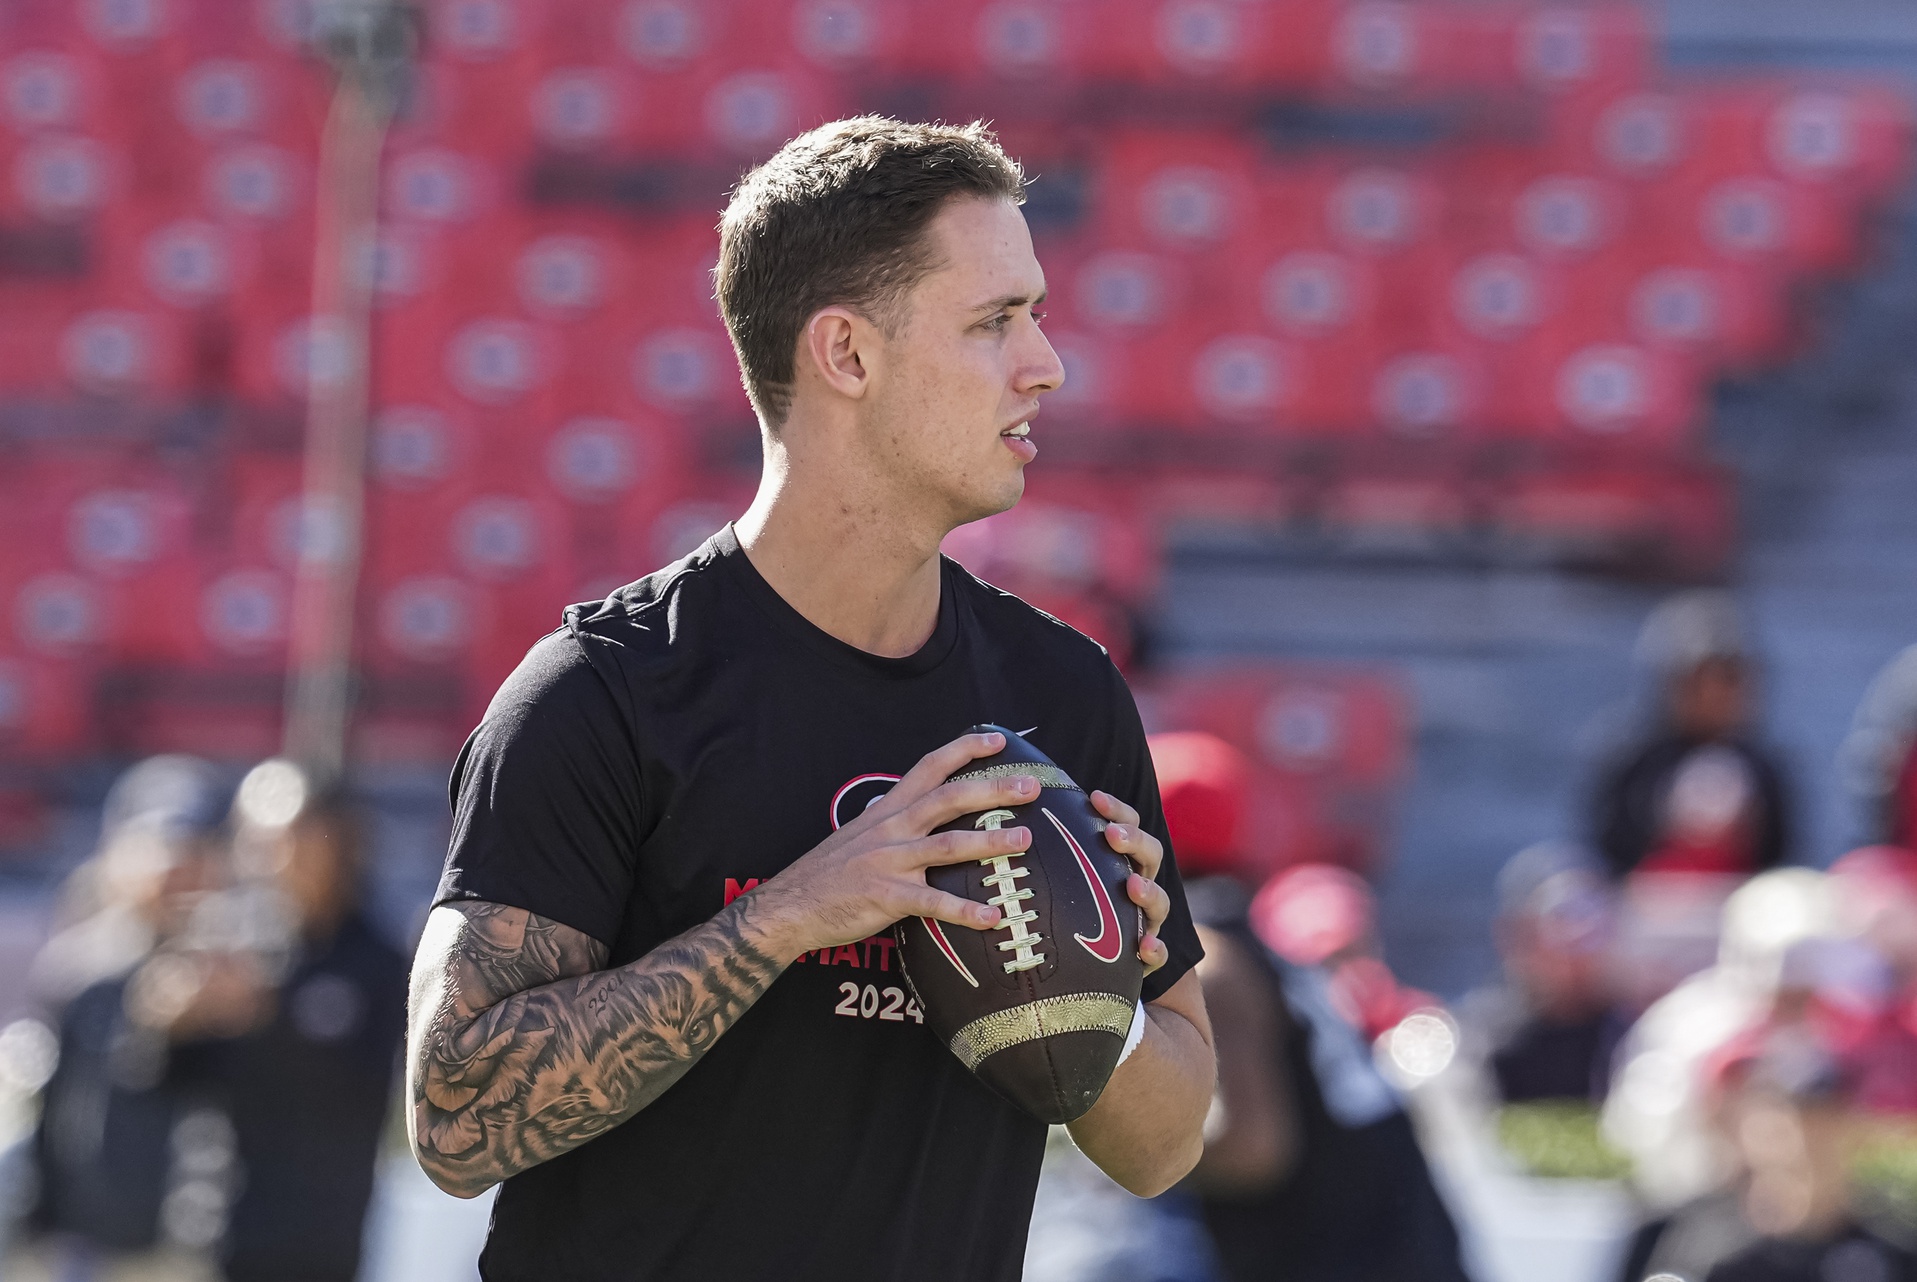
[25,755,233,1278]
[1591,591,1792,881]
[1819,847,1917,1114]
[1840,645,1917,849]
[1608,870,1879,1281]
[29,755,229,1010]
[1460,842,1628,1105]
[1156,731,1473,1282]
[1701,1028,1916,1281]
[176,759,408,1282]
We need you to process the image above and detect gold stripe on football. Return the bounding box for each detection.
[949,763,1082,792]
[947,992,1135,1071]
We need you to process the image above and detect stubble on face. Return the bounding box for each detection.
[860,197,1059,531]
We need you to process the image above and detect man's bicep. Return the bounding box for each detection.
[413,901,609,1022]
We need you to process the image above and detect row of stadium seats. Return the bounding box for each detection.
[4,0,1656,102]
[0,0,1892,783]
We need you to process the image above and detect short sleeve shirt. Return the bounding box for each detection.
[435,527,1202,1282]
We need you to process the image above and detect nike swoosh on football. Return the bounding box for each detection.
[1044,807,1124,964]
[1015,725,1039,737]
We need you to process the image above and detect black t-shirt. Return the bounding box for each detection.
[434,526,1202,1282]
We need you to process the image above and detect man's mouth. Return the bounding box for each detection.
[1000,418,1037,462]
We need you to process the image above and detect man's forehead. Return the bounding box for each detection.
[922,197,1045,302]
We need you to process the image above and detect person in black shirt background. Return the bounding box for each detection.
[405,117,1214,1282]
[1155,732,1472,1282]
[185,761,408,1282]
[1460,842,1629,1106]
[1590,591,1792,880]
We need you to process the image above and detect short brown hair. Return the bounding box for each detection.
[715,117,1027,425]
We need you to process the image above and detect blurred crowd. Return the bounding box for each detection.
[1033,590,1917,1282]
[0,757,406,1282]
[8,591,1917,1282]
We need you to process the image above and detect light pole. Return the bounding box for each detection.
[282,1,415,785]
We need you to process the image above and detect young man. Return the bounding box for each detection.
[405,117,1215,1281]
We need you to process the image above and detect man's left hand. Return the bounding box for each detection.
[1091,790,1172,977]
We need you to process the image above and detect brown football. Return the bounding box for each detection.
[896,725,1144,1123]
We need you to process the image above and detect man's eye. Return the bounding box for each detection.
[986,313,1013,332]
[1031,309,1048,326]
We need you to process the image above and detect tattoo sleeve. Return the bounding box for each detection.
[406,896,788,1197]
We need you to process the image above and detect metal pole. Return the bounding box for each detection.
[282,2,414,785]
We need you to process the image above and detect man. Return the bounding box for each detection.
[405,118,1215,1282]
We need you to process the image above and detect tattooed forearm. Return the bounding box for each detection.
[406,897,789,1197]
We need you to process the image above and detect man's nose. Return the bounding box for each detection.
[1018,324,1065,396]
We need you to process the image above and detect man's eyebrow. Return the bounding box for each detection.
[971,289,1048,314]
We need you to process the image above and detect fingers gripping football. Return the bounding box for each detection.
[754,733,1042,957]
[1093,790,1172,976]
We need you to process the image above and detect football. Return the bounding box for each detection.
[896,725,1144,1123]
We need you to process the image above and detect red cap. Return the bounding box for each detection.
[1149,731,1251,878]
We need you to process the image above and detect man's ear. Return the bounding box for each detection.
[801,306,875,402]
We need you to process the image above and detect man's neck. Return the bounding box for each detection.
[733,436,950,660]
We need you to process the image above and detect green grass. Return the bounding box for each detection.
[1496,1102,1633,1181]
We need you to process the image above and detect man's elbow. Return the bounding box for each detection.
[414,1147,498,1200]
[1111,1131,1205,1199]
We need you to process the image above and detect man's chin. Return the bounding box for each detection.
[942,474,1026,534]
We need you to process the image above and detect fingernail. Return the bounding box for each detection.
[1108,823,1128,841]
[1015,776,1036,793]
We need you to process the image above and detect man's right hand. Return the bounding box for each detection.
[751,730,1038,959]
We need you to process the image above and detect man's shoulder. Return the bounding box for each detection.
[480,546,728,733]
[564,543,727,651]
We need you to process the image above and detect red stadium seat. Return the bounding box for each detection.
[1322,0,1482,98]
[1367,346,1484,444]
[1764,87,1913,200]
[0,47,106,138]
[7,131,122,222]
[1524,338,1704,451]
[0,650,93,763]
[1475,3,1654,98]
[1580,91,1692,179]
[894,0,1114,84]
[1092,130,1260,254]
[1058,243,1199,335]
[1111,0,1325,91]
[1243,245,1382,343]
[195,563,292,665]
[57,300,193,397]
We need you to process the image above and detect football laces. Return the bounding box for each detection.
[974,809,1046,973]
